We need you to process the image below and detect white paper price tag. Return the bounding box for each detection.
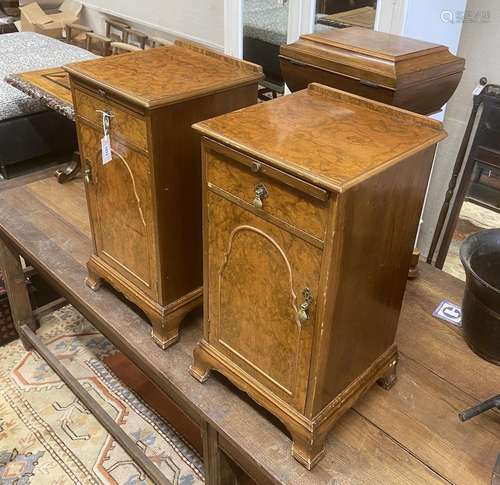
[472,84,484,96]
[101,135,112,164]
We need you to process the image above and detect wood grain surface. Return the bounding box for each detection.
[65,40,263,109]
[194,84,446,192]
[193,106,440,467]
[279,28,465,115]
[12,68,73,104]
[0,176,497,484]
[5,68,75,120]
[69,42,261,349]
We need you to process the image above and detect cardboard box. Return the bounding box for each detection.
[19,1,81,38]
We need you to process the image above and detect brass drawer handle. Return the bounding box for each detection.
[298,288,313,323]
[253,183,268,209]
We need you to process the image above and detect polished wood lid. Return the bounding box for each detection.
[280,27,465,89]
[65,40,263,108]
[301,27,444,61]
[193,83,447,192]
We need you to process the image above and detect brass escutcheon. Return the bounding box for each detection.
[253,183,268,209]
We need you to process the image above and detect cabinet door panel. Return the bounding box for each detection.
[79,123,157,297]
[207,191,322,411]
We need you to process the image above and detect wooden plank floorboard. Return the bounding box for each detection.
[27,178,91,236]
[3,183,90,267]
[398,264,500,403]
[355,355,500,484]
[0,177,498,484]
[0,163,67,193]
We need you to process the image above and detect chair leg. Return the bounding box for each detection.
[0,164,9,180]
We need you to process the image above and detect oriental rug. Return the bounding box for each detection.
[0,305,204,484]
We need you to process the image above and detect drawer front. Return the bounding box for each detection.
[73,87,149,152]
[205,141,329,242]
[207,191,323,412]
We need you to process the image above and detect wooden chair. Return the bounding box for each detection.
[0,0,18,33]
[65,23,92,48]
[85,32,112,56]
[149,36,172,48]
[0,0,19,17]
[123,28,148,49]
[104,18,130,42]
[110,41,142,55]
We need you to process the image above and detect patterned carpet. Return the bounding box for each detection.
[443,202,500,280]
[0,305,204,484]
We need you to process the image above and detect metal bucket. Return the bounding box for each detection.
[460,228,500,365]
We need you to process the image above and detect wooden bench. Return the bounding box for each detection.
[0,174,498,484]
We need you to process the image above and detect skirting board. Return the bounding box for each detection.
[81,2,224,52]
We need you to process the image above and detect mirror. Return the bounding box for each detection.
[242,0,290,99]
[315,0,377,32]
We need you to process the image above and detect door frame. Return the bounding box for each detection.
[224,0,243,57]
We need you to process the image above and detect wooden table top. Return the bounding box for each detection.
[5,67,75,120]
[194,84,446,192]
[0,175,498,484]
[65,40,263,109]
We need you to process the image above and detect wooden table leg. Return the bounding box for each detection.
[55,151,81,184]
[202,422,238,485]
[0,238,35,349]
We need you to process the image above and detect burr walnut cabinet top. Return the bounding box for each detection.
[194,83,446,192]
[65,40,263,109]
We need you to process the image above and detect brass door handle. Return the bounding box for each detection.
[84,159,92,184]
[253,183,268,209]
[297,288,313,323]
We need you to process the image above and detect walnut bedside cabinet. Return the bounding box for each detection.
[65,41,263,348]
[190,84,446,469]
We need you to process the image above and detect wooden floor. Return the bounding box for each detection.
[0,175,499,484]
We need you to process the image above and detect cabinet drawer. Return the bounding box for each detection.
[205,140,330,242]
[73,87,149,152]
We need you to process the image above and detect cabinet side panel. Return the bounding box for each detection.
[313,146,436,414]
[151,85,258,305]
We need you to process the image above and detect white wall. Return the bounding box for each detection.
[375,0,467,250]
[81,0,224,50]
[402,0,465,54]
[398,0,466,246]
[418,0,500,257]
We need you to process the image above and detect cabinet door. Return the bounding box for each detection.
[207,192,323,412]
[79,123,158,298]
